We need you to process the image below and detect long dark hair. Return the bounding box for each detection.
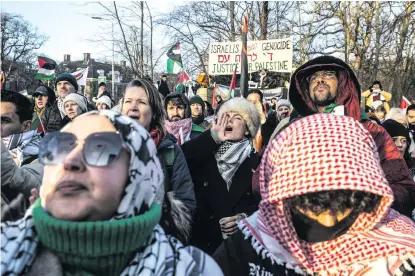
[123,79,166,136]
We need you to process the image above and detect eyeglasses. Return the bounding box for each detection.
[33,94,46,98]
[39,132,128,167]
[307,71,337,83]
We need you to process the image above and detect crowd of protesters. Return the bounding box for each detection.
[1,55,415,276]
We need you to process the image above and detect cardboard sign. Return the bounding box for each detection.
[208,37,293,75]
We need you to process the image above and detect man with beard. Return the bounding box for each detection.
[164,93,204,145]
[43,73,78,132]
[190,95,210,129]
[288,55,415,218]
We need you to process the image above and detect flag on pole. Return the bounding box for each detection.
[228,67,237,99]
[400,96,411,109]
[178,71,190,83]
[166,43,183,74]
[0,71,4,90]
[72,67,89,86]
[240,15,249,98]
[175,71,191,93]
[35,56,56,80]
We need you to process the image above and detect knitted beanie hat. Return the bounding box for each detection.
[55,73,79,91]
[276,99,292,110]
[96,95,113,109]
[382,119,411,146]
[217,97,260,138]
[189,95,205,114]
[63,93,88,113]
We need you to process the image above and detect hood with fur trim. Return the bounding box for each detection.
[289,56,362,121]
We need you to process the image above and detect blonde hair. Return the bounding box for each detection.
[384,108,408,128]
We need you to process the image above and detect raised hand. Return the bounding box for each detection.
[211,113,229,142]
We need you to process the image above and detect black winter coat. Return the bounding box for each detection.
[213,230,305,276]
[181,130,260,255]
[43,102,63,132]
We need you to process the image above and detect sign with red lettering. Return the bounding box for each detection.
[208,37,293,75]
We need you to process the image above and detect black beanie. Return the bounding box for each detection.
[382,120,410,146]
[55,73,78,91]
[190,95,205,114]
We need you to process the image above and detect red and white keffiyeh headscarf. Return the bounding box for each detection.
[252,113,415,275]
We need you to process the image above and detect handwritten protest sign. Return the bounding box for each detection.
[208,37,293,75]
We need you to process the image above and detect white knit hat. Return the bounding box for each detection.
[217,97,260,138]
[96,95,112,109]
[276,99,292,110]
[63,93,88,113]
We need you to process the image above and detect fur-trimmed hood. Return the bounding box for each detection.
[289,56,362,121]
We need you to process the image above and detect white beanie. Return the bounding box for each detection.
[276,99,292,110]
[217,97,260,138]
[96,95,112,109]
[63,93,88,113]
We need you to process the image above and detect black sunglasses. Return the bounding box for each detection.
[39,132,128,167]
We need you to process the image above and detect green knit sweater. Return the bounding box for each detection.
[32,200,162,276]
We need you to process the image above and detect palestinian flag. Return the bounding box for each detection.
[166,43,183,74]
[35,56,56,80]
[400,96,411,110]
[175,71,191,93]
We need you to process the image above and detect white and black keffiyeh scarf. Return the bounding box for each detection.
[2,110,218,276]
[215,138,252,190]
[2,130,42,166]
[57,98,66,118]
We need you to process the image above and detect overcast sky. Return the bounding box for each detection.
[1,0,182,65]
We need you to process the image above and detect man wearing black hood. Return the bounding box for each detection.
[164,93,204,144]
[289,55,415,218]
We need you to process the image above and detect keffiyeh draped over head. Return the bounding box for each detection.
[2,111,215,275]
[249,113,415,275]
[62,110,165,217]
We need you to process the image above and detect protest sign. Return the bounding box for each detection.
[208,37,293,75]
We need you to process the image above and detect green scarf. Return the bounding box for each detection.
[32,200,162,276]
[322,103,339,114]
[192,123,205,133]
[323,103,369,122]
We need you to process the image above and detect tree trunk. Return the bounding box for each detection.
[371,1,381,81]
[259,1,268,40]
[113,2,138,77]
[140,1,144,78]
[229,1,236,41]
[391,1,414,106]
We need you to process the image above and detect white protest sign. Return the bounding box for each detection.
[208,37,293,75]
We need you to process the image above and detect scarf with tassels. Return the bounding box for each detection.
[1,110,220,276]
[215,138,252,190]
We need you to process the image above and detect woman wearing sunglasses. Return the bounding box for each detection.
[31,85,56,134]
[121,79,196,243]
[1,110,222,276]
